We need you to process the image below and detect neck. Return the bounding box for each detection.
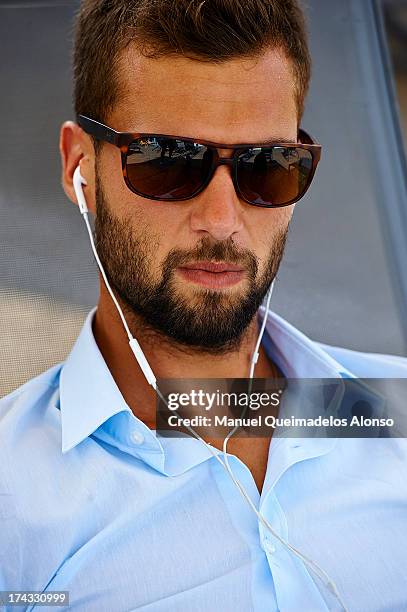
[93,280,280,427]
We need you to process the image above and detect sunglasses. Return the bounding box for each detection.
[77,115,322,208]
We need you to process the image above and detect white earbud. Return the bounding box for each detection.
[73,166,88,214]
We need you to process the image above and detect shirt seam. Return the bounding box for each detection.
[1,378,60,405]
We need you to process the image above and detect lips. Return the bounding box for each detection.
[177,261,246,288]
[179,261,244,273]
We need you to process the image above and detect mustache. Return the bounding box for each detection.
[161,237,259,279]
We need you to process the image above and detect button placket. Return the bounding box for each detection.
[259,487,288,559]
[264,535,276,555]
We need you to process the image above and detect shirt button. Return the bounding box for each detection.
[130,430,144,445]
[266,542,276,554]
[263,536,276,554]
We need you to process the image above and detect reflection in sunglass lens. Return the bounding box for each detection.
[237,147,313,206]
[125,138,212,199]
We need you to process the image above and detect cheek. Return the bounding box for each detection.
[98,147,128,213]
[99,147,182,278]
[273,206,293,235]
[247,205,293,253]
[100,148,162,237]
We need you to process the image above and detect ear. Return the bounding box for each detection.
[59,120,97,215]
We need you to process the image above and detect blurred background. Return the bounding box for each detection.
[1,0,407,397]
[384,0,407,139]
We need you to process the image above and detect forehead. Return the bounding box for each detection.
[110,46,298,143]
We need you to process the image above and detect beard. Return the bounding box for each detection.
[94,169,289,354]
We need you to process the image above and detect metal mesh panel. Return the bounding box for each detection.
[0,2,97,397]
[0,289,87,396]
[1,0,406,398]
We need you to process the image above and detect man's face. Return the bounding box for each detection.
[94,46,298,352]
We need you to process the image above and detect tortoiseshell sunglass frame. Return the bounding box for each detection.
[77,114,322,208]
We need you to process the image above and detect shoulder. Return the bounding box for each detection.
[0,362,63,423]
[317,342,407,378]
[0,364,64,588]
[0,363,64,499]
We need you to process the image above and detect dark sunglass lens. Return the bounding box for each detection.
[125,138,212,199]
[237,147,314,206]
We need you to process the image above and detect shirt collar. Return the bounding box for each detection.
[59,307,163,458]
[58,305,379,475]
[258,306,354,379]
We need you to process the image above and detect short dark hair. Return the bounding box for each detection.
[73,0,311,140]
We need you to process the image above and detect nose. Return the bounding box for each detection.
[189,159,244,242]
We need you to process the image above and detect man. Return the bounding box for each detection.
[1,1,406,610]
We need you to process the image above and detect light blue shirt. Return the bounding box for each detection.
[1,306,407,612]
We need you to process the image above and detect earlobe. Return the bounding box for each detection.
[59,120,97,214]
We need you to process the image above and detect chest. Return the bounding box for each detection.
[10,440,407,612]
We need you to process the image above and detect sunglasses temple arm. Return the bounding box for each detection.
[77,115,121,146]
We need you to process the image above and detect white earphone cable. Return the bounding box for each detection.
[73,167,347,611]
